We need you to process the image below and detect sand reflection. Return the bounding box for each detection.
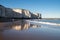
[11,20,41,31]
[0,20,41,31]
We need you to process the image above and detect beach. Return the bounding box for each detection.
[0,19,60,40]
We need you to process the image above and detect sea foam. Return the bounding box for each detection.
[27,20,60,26]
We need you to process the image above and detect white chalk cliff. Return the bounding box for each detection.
[0,5,41,19]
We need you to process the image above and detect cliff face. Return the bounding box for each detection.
[13,9,31,18]
[0,5,5,17]
[0,5,41,19]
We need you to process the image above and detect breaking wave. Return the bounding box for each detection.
[27,20,60,26]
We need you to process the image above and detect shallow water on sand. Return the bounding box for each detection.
[0,19,60,40]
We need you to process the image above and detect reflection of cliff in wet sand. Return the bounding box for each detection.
[9,20,41,30]
[0,20,41,31]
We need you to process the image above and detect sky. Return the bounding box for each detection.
[0,0,60,18]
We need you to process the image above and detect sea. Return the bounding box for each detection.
[0,19,60,40]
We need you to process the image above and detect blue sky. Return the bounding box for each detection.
[0,0,60,18]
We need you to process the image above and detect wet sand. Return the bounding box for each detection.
[0,20,60,40]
